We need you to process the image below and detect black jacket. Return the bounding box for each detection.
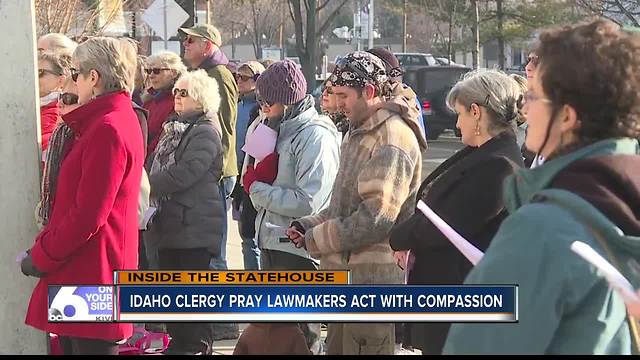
[389,130,524,353]
[147,112,225,255]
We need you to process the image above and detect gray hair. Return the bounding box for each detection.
[175,69,220,115]
[446,69,525,135]
[38,50,72,77]
[74,37,138,93]
[146,51,188,78]
[39,33,77,57]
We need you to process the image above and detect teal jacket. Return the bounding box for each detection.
[444,138,640,355]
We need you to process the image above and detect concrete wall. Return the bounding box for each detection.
[0,0,47,354]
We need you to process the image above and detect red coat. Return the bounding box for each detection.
[143,89,175,158]
[40,100,60,152]
[26,91,144,341]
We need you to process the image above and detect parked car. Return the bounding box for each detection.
[435,57,465,67]
[403,65,472,140]
[394,52,439,71]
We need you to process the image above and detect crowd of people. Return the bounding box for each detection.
[18,18,640,355]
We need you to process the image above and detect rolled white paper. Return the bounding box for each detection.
[416,200,484,266]
[571,241,640,303]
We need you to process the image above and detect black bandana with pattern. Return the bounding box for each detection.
[330,51,389,88]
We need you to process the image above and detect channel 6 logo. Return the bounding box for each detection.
[48,286,90,322]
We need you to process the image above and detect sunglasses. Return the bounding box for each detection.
[234,73,253,82]
[70,68,82,82]
[173,88,190,98]
[38,68,61,78]
[58,92,79,106]
[526,55,539,67]
[184,36,203,45]
[144,68,171,75]
[256,94,272,108]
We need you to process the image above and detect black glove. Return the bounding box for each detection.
[21,253,45,278]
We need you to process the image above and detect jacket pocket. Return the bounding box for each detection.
[354,335,392,355]
[157,200,185,228]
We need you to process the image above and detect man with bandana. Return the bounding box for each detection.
[286,51,428,355]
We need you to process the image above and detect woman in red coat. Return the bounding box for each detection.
[21,37,144,355]
[143,51,187,159]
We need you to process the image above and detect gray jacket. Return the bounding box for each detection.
[250,101,341,260]
[148,112,225,255]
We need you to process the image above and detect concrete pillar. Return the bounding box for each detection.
[0,0,47,355]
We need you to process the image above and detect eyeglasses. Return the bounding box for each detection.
[58,92,79,106]
[70,68,81,82]
[526,55,539,68]
[38,68,61,78]
[173,88,190,98]
[234,73,253,82]
[256,94,272,108]
[144,68,171,75]
[523,91,552,105]
[322,86,334,95]
[184,36,203,45]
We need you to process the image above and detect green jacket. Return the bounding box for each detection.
[444,138,640,355]
[198,54,239,178]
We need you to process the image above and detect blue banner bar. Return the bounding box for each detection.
[117,285,517,322]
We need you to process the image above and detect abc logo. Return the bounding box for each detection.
[48,308,64,322]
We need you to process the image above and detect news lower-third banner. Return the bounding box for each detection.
[49,284,518,322]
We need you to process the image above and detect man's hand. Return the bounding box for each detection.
[393,251,408,270]
[286,227,305,248]
[287,221,306,249]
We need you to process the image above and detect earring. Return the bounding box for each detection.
[475,121,481,136]
[91,87,97,100]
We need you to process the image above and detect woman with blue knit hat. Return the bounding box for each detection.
[241,59,341,353]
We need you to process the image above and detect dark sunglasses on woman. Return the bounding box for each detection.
[38,69,61,78]
[144,68,171,75]
[526,55,539,67]
[173,88,189,98]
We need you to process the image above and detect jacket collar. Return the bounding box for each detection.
[504,137,640,213]
[350,82,427,150]
[196,49,229,70]
[419,130,519,198]
[177,110,206,124]
[239,91,257,104]
[62,91,131,135]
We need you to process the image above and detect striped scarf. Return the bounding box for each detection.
[149,119,190,208]
[37,123,74,227]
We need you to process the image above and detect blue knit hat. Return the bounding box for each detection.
[256,59,307,105]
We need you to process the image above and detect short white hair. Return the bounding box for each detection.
[74,37,138,93]
[146,51,188,77]
[39,33,77,57]
[175,69,221,115]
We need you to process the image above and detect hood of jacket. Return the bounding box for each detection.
[352,82,427,150]
[197,49,230,70]
[504,137,640,257]
[276,95,340,140]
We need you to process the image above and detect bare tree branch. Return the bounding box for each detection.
[316,0,330,12]
[289,0,307,57]
[316,0,349,37]
[613,0,640,26]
